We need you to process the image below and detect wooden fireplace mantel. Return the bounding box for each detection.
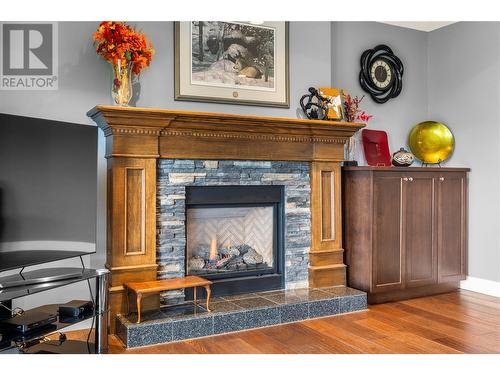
[87,105,364,161]
[87,105,365,331]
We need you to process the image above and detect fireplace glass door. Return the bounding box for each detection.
[186,205,276,277]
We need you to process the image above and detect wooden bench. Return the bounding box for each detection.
[124,276,212,323]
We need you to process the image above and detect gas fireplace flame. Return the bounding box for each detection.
[209,238,218,261]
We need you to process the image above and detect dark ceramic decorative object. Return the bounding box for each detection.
[299,87,328,120]
[392,147,415,167]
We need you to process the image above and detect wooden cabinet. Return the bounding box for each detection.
[436,173,468,283]
[404,173,437,288]
[372,173,404,292]
[343,167,468,303]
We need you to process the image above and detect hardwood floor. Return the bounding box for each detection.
[65,290,500,354]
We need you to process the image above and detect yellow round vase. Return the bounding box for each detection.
[408,121,455,164]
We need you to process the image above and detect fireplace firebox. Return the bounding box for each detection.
[185,185,285,296]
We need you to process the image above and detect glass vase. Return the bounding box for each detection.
[111,60,133,106]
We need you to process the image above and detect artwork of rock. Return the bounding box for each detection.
[188,243,269,274]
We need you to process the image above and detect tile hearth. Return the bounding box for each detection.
[116,286,367,348]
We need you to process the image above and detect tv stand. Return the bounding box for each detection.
[0,268,86,289]
[0,251,109,354]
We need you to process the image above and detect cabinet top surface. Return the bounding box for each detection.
[343,166,470,172]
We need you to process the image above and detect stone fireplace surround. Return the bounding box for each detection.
[157,159,311,303]
[87,105,365,332]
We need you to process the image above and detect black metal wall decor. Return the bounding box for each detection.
[359,44,403,104]
[299,87,328,120]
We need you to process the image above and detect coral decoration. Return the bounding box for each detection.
[343,93,373,123]
[92,21,154,75]
[358,111,373,122]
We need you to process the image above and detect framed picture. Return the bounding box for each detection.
[174,21,289,108]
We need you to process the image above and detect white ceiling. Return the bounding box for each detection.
[379,22,456,32]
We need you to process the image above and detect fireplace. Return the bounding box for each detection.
[88,105,364,332]
[156,159,311,301]
[185,185,284,295]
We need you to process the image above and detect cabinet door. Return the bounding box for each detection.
[404,174,437,288]
[372,174,404,292]
[436,173,467,283]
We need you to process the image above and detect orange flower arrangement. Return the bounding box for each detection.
[93,21,154,75]
[93,21,154,105]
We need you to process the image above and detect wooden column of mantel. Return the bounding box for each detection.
[87,105,365,331]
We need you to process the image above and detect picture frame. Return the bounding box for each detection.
[174,21,289,108]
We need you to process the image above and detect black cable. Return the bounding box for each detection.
[86,312,95,354]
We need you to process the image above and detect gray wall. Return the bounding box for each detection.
[428,22,500,282]
[331,22,429,162]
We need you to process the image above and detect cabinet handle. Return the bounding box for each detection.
[403,177,408,181]
[408,177,414,181]
[439,177,445,181]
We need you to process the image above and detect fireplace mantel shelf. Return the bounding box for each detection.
[87,105,365,332]
[88,105,365,161]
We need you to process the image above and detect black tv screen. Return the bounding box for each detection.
[0,113,97,254]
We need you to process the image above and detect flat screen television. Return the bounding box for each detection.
[0,113,97,270]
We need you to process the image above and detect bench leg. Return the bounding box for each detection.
[136,293,142,324]
[193,287,197,307]
[204,285,211,312]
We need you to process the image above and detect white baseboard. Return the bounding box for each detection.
[460,276,500,297]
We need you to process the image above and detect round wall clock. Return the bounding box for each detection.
[359,44,404,103]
